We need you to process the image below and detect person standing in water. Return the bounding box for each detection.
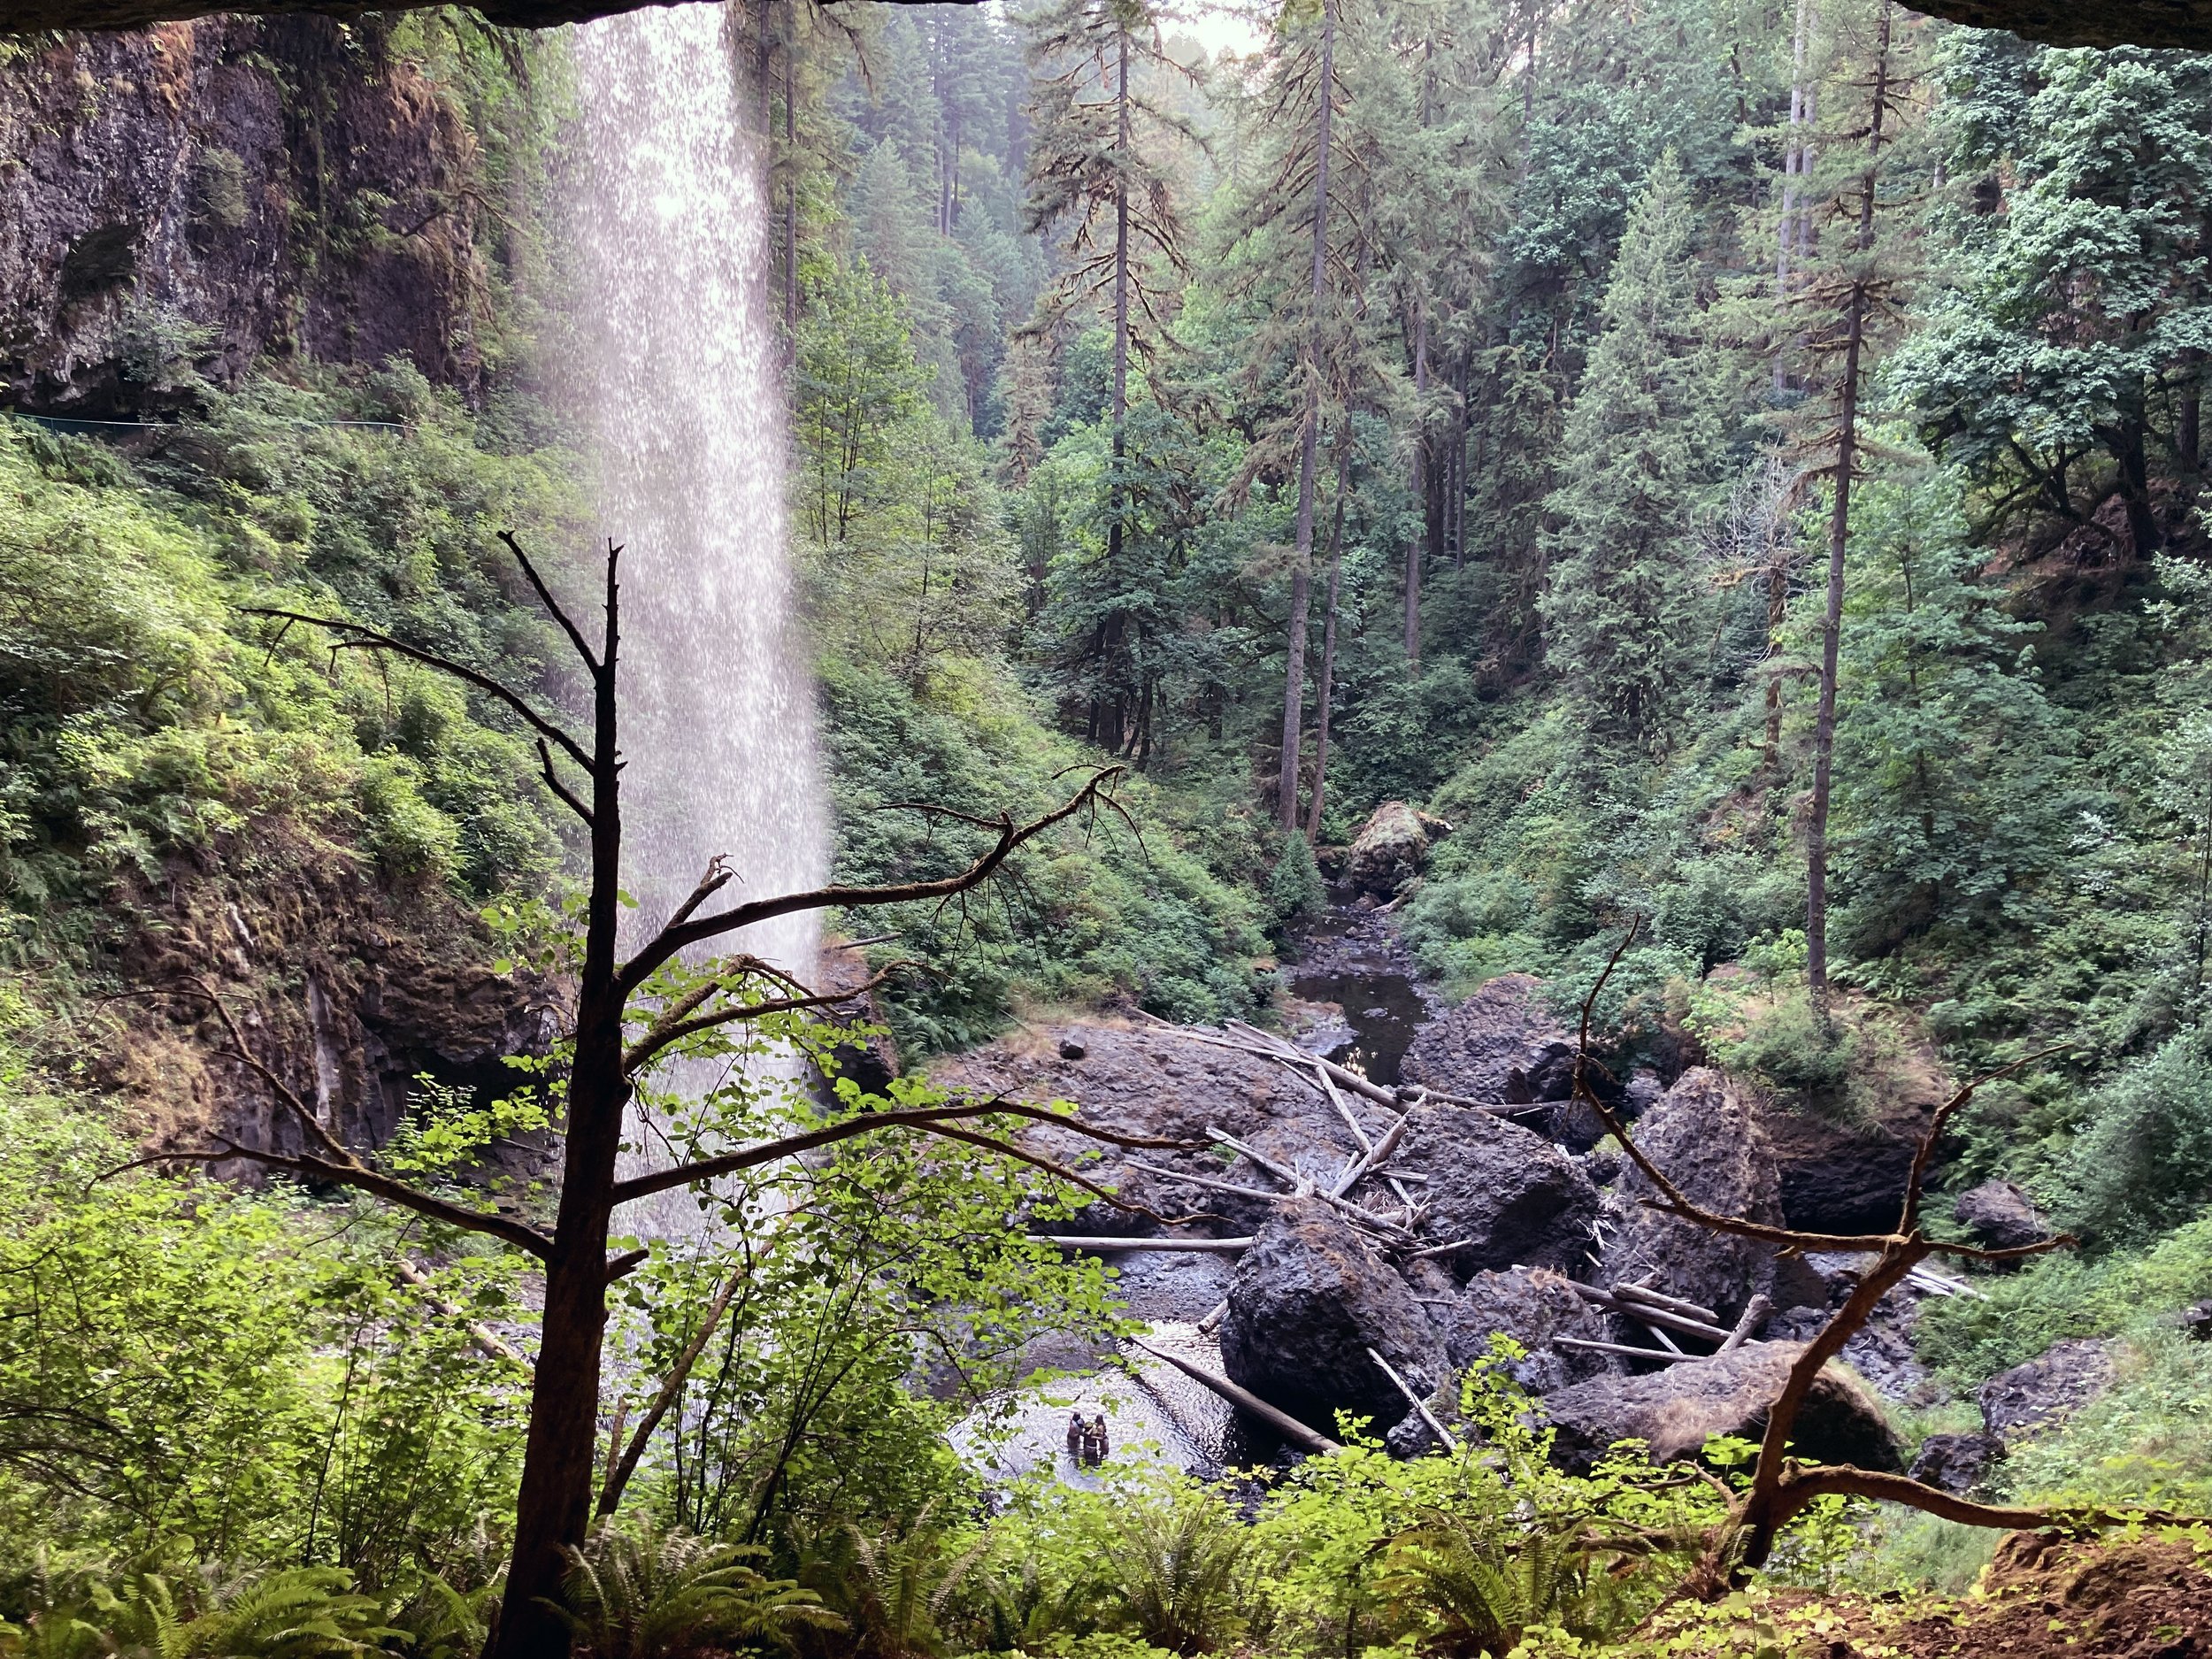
[1064,1410,1085,1464]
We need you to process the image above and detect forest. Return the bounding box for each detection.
[4,0,2212,1654]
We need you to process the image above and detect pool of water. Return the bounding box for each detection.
[950,1322,1298,1489]
[1287,905,1439,1087]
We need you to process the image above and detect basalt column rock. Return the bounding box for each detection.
[1221,1201,1447,1432]
[1599,1066,1786,1324]
[1,19,492,416]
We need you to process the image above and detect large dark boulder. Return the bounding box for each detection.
[1599,1068,1784,1324]
[1538,1341,1901,1474]
[1909,1431,2005,1495]
[1955,1180,2050,1253]
[1421,1264,1620,1392]
[1221,1202,1447,1432]
[1980,1339,2115,1441]
[942,1021,1361,1244]
[1397,1105,1599,1278]
[1758,1107,1919,1235]
[1401,974,1576,1106]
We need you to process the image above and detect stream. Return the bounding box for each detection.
[1284,901,1443,1086]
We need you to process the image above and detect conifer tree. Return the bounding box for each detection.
[1788,0,1921,1023]
[1892,42,2212,561]
[1022,0,1199,755]
[1538,150,1724,755]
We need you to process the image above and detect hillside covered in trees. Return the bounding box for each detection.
[4,0,2212,1654]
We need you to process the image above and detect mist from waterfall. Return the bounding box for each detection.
[570,3,827,1230]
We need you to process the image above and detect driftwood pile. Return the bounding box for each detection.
[1025,1015,1570,1442]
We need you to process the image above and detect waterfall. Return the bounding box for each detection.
[571,3,827,1226]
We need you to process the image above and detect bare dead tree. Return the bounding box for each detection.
[1567,918,2198,1596]
[185,534,1201,1659]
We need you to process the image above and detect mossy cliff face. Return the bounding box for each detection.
[0,17,492,416]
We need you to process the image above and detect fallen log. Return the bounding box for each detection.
[1127,1336,1341,1455]
[1718,1293,1771,1354]
[1367,1345,1458,1452]
[1326,1114,1409,1201]
[1031,1234,1254,1254]
[1405,1236,1474,1260]
[1124,1158,1290,1205]
[1613,1282,1723,1325]
[1206,1126,1417,1242]
[398,1258,528,1366]
[1562,1282,1734,1345]
[1555,1335,1707,1364]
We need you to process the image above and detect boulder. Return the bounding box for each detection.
[940,1021,1362,1247]
[1537,1340,1901,1475]
[1908,1431,2005,1494]
[1759,1107,1918,1235]
[1598,1068,1785,1324]
[2184,1299,2212,1341]
[1395,1105,1600,1278]
[1402,973,1577,1106]
[1423,1265,1620,1392]
[1344,802,1451,899]
[1954,1179,2049,1252]
[1980,1339,2115,1441]
[1221,1201,1447,1432]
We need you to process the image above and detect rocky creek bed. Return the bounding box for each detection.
[938,883,2113,1494]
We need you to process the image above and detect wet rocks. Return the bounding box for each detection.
[1954,1179,2049,1252]
[1908,1431,2004,1494]
[1598,1067,1785,1324]
[1979,1338,2115,1440]
[1344,802,1451,900]
[1221,1202,1447,1432]
[1537,1341,1902,1474]
[1401,973,1577,1107]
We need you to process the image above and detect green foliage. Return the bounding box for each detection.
[0,1078,530,1582]
[1916,1213,2212,1380]
[1,1567,398,1659]
[2050,1028,2212,1245]
[0,373,580,959]
[555,1521,839,1659]
[1539,151,1728,757]
[817,658,1268,1051]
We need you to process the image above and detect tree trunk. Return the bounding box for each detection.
[1406,295,1427,668]
[1309,445,1352,843]
[492,642,629,1659]
[1277,0,1336,830]
[1807,2,1892,1028]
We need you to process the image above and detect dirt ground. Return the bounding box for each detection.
[1635,1531,2211,1658]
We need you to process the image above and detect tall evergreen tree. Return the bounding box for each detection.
[1892,42,2212,562]
[1770,0,1923,1023]
[1538,150,1724,755]
[1022,0,1200,755]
